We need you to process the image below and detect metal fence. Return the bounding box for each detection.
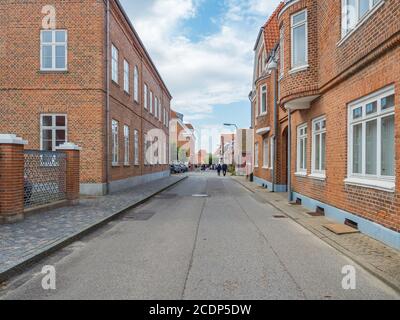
[24,150,67,208]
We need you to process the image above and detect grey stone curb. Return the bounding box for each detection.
[0,175,188,283]
[232,177,400,294]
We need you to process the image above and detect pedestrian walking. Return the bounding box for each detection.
[222,163,228,177]
[217,164,222,176]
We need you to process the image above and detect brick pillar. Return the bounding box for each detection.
[0,134,28,223]
[56,143,81,204]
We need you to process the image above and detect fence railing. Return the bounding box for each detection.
[24,150,67,208]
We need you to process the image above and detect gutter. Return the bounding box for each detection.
[272,62,278,192]
[105,0,111,194]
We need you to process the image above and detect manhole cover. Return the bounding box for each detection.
[154,193,177,199]
[192,194,209,197]
[273,215,287,219]
[123,211,156,221]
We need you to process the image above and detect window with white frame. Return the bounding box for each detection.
[260,85,267,114]
[134,66,139,102]
[111,45,119,83]
[159,103,162,121]
[312,117,326,175]
[270,137,275,169]
[112,119,119,166]
[297,124,308,173]
[40,30,67,71]
[263,138,269,168]
[254,143,259,167]
[134,129,139,165]
[150,91,153,114]
[341,0,383,37]
[124,60,130,93]
[144,133,148,165]
[291,10,308,69]
[124,125,130,165]
[155,97,158,118]
[348,86,395,184]
[40,114,67,151]
[279,27,284,77]
[144,84,148,109]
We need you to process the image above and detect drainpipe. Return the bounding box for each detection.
[105,0,110,194]
[272,64,278,192]
[287,109,292,202]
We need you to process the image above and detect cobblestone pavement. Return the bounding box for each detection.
[232,176,400,292]
[0,175,186,277]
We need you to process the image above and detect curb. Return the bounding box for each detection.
[232,177,400,294]
[0,175,188,283]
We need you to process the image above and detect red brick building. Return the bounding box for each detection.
[251,0,399,249]
[170,110,196,166]
[0,0,172,195]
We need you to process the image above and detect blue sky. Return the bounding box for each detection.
[119,0,282,151]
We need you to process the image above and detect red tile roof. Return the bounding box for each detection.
[263,2,285,55]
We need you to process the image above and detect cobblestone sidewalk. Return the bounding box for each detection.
[232,176,400,293]
[0,175,187,281]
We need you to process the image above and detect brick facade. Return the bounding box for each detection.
[252,0,400,247]
[0,0,172,195]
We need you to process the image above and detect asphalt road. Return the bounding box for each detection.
[1,172,398,300]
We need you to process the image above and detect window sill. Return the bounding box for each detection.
[294,171,307,177]
[262,166,270,170]
[289,65,309,75]
[257,112,268,118]
[344,177,395,193]
[309,173,326,181]
[337,1,385,47]
[39,70,68,74]
[112,163,120,167]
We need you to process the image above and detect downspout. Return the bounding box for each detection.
[272,62,278,192]
[105,0,110,194]
[287,109,292,202]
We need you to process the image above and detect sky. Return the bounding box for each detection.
[119,0,282,152]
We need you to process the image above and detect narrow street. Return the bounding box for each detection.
[0,173,398,300]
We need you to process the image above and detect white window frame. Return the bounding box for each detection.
[40,114,68,151]
[254,143,259,168]
[124,125,130,166]
[260,85,267,115]
[341,0,384,39]
[296,123,308,174]
[270,137,275,169]
[40,30,68,71]
[290,9,308,70]
[311,116,326,178]
[346,85,395,191]
[111,45,119,83]
[123,60,130,93]
[263,138,269,168]
[279,27,284,78]
[112,119,119,166]
[134,129,139,166]
[150,91,153,114]
[155,97,158,118]
[144,84,148,109]
[134,65,139,102]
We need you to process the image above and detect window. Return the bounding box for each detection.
[166,111,169,128]
[134,130,139,165]
[341,0,383,37]
[40,115,67,151]
[112,45,119,83]
[297,124,308,173]
[312,117,326,176]
[260,85,267,114]
[159,103,162,121]
[123,60,130,93]
[124,125,130,165]
[254,143,259,167]
[144,84,148,109]
[348,86,395,187]
[155,97,158,118]
[291,10,308,69]
[263,138,269,168]
[150,91,153,114]
[270,137,275,169]
[40,30,67,71]
[134,66,139,102]
[280,27,284,77]
[112,119,119,166]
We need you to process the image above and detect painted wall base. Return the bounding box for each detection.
[80,170,171,196]
[254,176,287,193]
[292,191,400,250]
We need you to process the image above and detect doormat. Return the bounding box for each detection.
[323,224,360,235]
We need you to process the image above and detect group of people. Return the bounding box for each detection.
[216,163,228,177]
